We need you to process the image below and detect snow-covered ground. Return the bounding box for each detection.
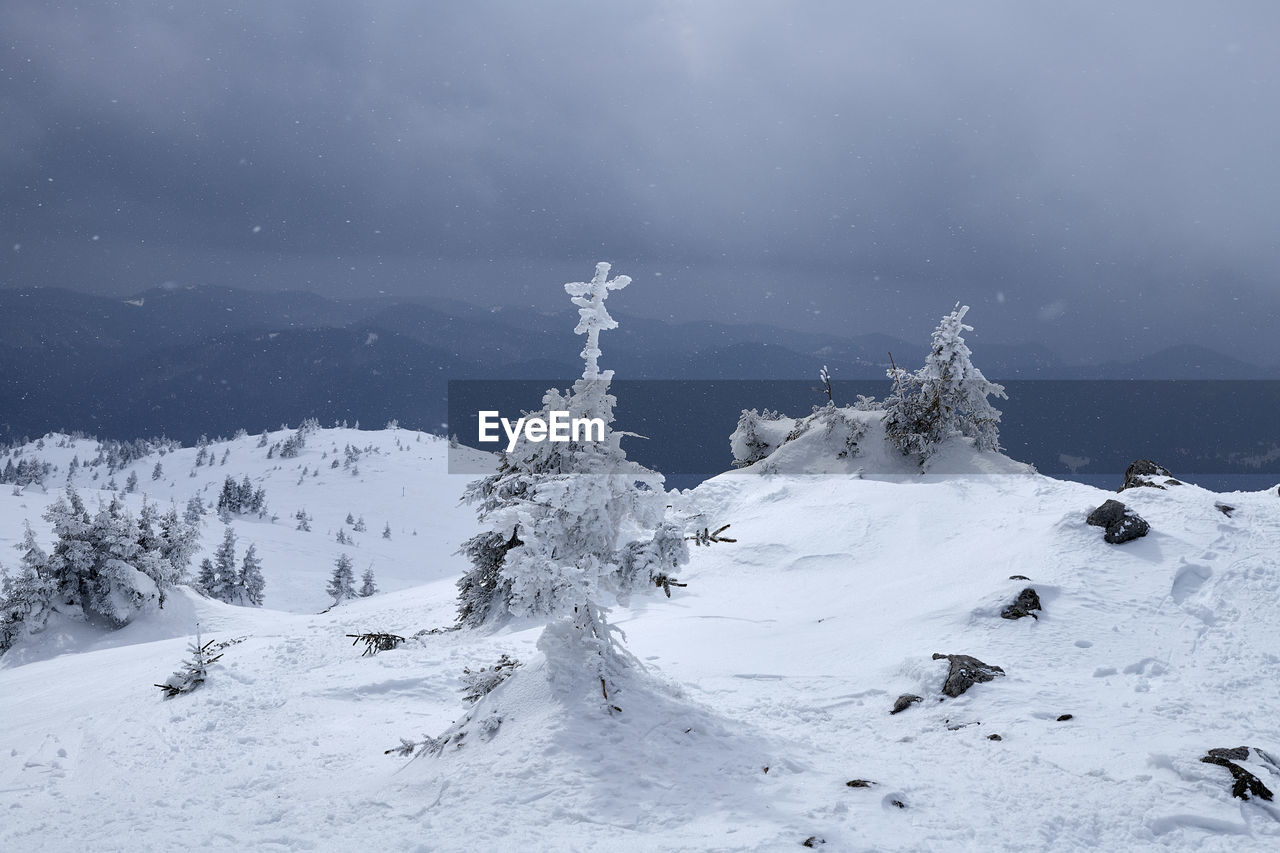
[2,428,1279,851]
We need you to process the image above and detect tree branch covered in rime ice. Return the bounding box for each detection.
[564,261,630,382]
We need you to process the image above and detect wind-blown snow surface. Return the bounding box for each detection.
[2,428,1280,851]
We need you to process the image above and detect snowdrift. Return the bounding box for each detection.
[2,428,1279,851]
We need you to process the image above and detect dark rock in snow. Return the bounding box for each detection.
[1215,502,1235,517]
[1200,746,1277,802]
[1057,714,1074,722]
[1103,513,1149,544]
[1087,499,1128,528]
[802,836,825,847]
[845,779,875,788]
[1009,574,1030,581]
[891,693,923,715]
[1120,459,1182,491]
[1001,587,1042,620]
[988,734,1003,741]
[1087,499,1150,544]
[931,653,1005,698]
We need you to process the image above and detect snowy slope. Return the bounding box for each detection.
[2,429,1279,851]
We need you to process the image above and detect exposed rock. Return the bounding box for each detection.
[987,734,1003,741]
[891,693,923,715]
[1215,502,1235,517]
[1087,499,1127,527]
[931,653,1005,698]
[1086,499,1150,544]
[1120,459,1182,491]
[1057,714,1074,722]
[845,779,875,788]
[889,799,907,809]
[802,836,825,847]
[1208,746,1250,761]
[1103,513,1150,544]
[1001,587,1042,620]
[1008,574,1030,581]
[1200,746,1277,802]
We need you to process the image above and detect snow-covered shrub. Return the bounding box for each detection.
[884,304,1006,459]
[155,630,223,698]
[730,403,869,470]
[460,654,521,704]
[729,408,791,468]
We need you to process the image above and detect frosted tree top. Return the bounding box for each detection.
[564,262,630,381]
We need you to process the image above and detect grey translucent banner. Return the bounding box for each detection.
[447,380,1280,491]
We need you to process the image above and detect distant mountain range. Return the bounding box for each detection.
[1,284,1277,448]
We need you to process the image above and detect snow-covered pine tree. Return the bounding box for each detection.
[158,505,200,582]
[456,262,690,704]
[184,495,205,525]
[884,304,1007,459]
[358,567,377,597]
[327,553,357,605]
[196,558,216,594]
[0,525,56,652]
[239,544,265,607]
[209,524,239,603]
[134,500,175,607]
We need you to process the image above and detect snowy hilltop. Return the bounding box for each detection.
[2,279,1279,851]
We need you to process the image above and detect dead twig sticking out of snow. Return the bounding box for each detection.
[687,524,737,546]
[347,632,405,656]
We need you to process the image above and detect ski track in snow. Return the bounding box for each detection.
[1,429,1279,850]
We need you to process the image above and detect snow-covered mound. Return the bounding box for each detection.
[730,404,1035,478]
[3,428,1279,850]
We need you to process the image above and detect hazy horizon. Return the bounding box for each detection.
[4,2,1278,364]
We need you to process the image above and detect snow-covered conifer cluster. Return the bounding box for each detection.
[216,475,268,518]
[196,524,265,606]
[0,488,199,650]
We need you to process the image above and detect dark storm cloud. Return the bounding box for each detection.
[2,1,1278,363]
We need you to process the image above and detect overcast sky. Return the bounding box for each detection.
[3,1,1278,364]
